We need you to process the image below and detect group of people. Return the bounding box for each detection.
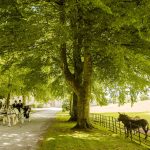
[12,100,23,112]
[12,100,31,119]
[0,100,31,119]
[0,99,31,126]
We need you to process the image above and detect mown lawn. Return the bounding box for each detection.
[38,113,148,150]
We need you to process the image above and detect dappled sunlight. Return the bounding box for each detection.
[3,143,10,146]
[33,107,62,111]
[46,137,56,141]
[0,127,41,149]
[57,130,110,141]
[0,108,59,150]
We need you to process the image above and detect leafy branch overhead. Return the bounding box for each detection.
[0,0,149,107]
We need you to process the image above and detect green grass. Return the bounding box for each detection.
[38,113,148,150]
[91,112,150,148]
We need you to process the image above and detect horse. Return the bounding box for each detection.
[18,107,25,124]
[118,113,149,139]
[1,105,19,126]
[131,116,141,134]
[15,105,31,123]
[23,105,31,122]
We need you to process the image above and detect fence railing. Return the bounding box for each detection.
[90,113,150,148]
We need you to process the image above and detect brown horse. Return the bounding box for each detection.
[118,113,149,139]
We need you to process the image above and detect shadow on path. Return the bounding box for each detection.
[0,108,61,150]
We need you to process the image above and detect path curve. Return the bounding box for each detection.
[0,108,61,150]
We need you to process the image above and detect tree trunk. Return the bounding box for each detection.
[59,0,93,129]
[75,52,93,129]
[22,95,26,105]
[6,92,10,108]
[69,93,78,121]
[6,77,11,108]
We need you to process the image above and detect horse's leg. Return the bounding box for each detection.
[12,113,16,125]
[28,115,31,122]
[143,126,148,139]
[127,128,129,138]
[3,116,6,125]
[130,129,132,140]
[16,114,18,124]
[12,116,14,125]
[133,129,137,135]
[7,116,11,127]
[20,112,24,124]
[21,114,24,124]
[27,112,30,122]
[15,115,17,125]
[14,115,17,125]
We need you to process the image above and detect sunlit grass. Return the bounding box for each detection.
[38,113,148,150]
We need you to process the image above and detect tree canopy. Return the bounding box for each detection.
[0,0,150,127]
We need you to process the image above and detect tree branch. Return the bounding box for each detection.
[59,0,80,95]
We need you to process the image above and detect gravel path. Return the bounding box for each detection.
[0,108,61,150]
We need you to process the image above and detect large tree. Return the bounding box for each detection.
[0,0,150,128]
[57,0,150,128]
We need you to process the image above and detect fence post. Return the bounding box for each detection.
[93,114,95,122]
[109,116,111,130]
[138,127,141,145]
[115,118,117,133]
[112,117,114,132]
[101,115,103,127]
[119,122,122,135]
[104,115,105,128]
[95,114,97,123]
[130,123,132,141]
[106,116,108,128]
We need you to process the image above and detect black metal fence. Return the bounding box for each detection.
[90,113,150,149]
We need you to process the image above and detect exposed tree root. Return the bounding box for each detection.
[68,116,77,122]
[72,122,94,130]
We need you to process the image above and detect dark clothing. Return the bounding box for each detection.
[13,102,23,112]
[23,105,31,118]
[0,101,2,109]
[17,103,23,112]
[12,103,18,108]
[17,103,23,108]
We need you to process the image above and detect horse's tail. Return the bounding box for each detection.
[144,122,149,139]
[146,123,149,133]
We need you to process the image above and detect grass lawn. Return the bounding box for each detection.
[38,113,148,150]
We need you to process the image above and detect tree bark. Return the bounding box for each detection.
[22,95,26,105]
[6,77,11,108]
[59,0,93,129]
[75,52,93,128]
[6,92,10,108]
[69,93,78,121]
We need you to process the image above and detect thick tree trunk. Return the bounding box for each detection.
[75,93,91,128]
[69,93,78,121]
[74,53,93,129]
[59,0,92,129]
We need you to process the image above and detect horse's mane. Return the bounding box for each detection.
[121,114,130,119]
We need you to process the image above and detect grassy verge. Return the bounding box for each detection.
[38,113,148,150]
